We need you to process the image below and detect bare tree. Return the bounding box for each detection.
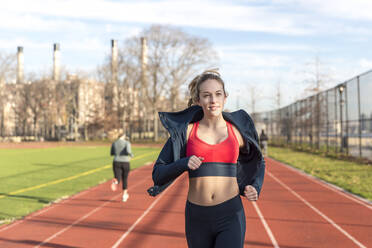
[0,52,16,137]
[139,25,219,140]
[0,52,16,84]
[12,83,30,137]
[275,80,282,109]
[96,43,140,138]
[301,56,334,148]
[302,56,333,96]
[27,81,45,137]
[98,25,219,141]
[246,83,262,114]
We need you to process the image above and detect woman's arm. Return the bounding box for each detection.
[126,142,134,157]
[233,123,265,199]
[152,138,190,186]
[110,143,115,156]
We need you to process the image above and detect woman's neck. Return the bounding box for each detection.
[199,114,225,129]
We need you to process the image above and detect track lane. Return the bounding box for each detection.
[0,158,370,248]
[0,163,153,248]
[259,158,371,248]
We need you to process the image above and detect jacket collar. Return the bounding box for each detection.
[159,105,255,138]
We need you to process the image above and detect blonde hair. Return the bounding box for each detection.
[187,69,228,107]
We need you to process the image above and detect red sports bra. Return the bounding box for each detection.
[186,121,239,163]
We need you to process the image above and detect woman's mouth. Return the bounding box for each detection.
[208,106,218,111]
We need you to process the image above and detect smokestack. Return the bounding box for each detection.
[111,39,118,84]
[140,37,148,87]
[140,37,148,75]
[17,46,24,83]
[53,43,60,81]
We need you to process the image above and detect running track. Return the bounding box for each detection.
[0,158,371,248]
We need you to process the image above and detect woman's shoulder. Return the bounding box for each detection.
[186,123,195,141]
[230,123,244,147]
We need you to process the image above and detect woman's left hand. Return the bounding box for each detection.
[244,185,258,201]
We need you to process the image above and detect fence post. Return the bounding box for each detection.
[345,83,349,155]
[339,84,345,153]
[357,76,362,158]
[326,90,329,154]
[335,87,338,153]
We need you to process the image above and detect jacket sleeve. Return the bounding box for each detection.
[152,138,190,186]
[240,113,265,198]
[249,115,265,197]
[126,142,134,157]
[251,158,265,196]
[110,143,115,156]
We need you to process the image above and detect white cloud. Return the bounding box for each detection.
[218,43,313,52]
[2,0,370,37]
[295,0,372,21]
[1,0,311,35]
[0,12,87,32]
[359,59,372,69]
[0,38,50,50]
[217,49,293,68]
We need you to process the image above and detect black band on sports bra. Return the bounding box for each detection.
[188,162,237,178]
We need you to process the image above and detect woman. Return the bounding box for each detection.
[110,134,133,202]
[147,69,265,247]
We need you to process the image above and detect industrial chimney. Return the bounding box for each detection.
[111,39,118,84]
[53,43,60,81]
[17,46,24,83]
[140,37,148,86]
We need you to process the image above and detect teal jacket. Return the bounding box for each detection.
[147,105,265,197]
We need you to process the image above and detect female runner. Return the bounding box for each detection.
[148,69,265,248]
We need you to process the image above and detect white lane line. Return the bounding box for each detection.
[35,193,121,248]
[269,158,372,210]
[252,202,280,248]
[268,171,367,248]
[0,162,153,234]
[111,176,182,248]
[34,163,153,248]
[0,187,91,233]
[35,175,150,248]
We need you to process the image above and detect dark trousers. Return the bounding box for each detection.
[113,161,130,190]
[185,195,246,248]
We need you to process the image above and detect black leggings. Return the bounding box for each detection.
[113,161,130,190]
[185,195,246,248]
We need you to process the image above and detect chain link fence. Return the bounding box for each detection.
[254,69,372,161]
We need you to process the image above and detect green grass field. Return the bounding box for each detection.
[268,146,372,201]
[0,144,161,224]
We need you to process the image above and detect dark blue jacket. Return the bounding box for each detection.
[147,105,265,197]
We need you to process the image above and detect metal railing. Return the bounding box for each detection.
[254,69,372,161]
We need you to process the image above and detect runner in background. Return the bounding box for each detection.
[259,129,269,157]
[110,134,133,202]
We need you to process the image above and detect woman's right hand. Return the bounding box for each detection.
[187,155,204,170]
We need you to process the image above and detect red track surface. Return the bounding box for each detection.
[0,158,371,248]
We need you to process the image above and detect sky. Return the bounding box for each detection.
[1,0,372,112]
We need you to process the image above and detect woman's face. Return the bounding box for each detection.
[197,79,227,117]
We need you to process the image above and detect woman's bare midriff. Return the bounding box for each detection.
[188,176,239,206]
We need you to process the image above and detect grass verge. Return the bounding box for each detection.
[268,146,372,201]
[0,144,161,225]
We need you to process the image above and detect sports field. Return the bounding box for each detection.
[0,142,371,247]
[0,143,161,224]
